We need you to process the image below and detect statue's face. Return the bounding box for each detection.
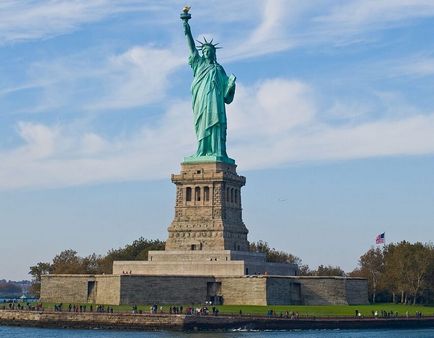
[202,46,215,61]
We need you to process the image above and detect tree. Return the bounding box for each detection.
[82,253,105,274]
[382,243,407,302]
[355,247,384,303]
[314,265,346,277]
[385,241,434,304]
[51,250,84,274]
[29,262,52,296]
[249,240,302,265]
[406,242,434,304]
[0,281,22,296]
[297,264,312,276]
[100,238,165,273]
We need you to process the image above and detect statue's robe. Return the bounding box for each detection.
[189,50,235,158]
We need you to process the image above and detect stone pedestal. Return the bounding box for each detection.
[165,162,249,251]
[112,161,297,277]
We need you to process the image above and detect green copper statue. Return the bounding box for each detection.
[181,7,236,164]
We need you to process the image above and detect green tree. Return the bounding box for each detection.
[297,264,312,276]
[314,265,346,277]
[354,247,384,303]
[29,262,52,296]
[51,249,84,274]
[382,241,434,304]
[249,240,302,264]
[407,242,434,304]
[99,238,165,273]
[382,243,406,302]
[82,253,105,274]
[0,281,22,296]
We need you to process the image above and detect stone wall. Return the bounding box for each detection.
[148,250,232,262]
[113,261,245,276]
[2,310,433,331]
[245,261,298,276]
[95,276,120,305]
[266,278,301,305]
[40,274,368,306]
[296,277,369,305]
[120,275,214,305]
[148,250,266,263]
[345,278,370,305]
[218,276,267,305]
[41,275,121,305]
[41,275,92,304]
[114,250,296,277]
[0,310,184,330]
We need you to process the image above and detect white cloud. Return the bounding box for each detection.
[80,133,107,155]
[0,0,168,43]
[6,45,183,113]
[391,56,434,78]
[87,46,184,110]
[309,0,434,46]
[229,79,315,138]
[0,100,194,190]
[224,0,296,61]
[316,0,434,28]
[2,78,434,190]
[229,80,434,168]
[16,122,60,158]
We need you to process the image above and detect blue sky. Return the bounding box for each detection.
[1,0,434,280]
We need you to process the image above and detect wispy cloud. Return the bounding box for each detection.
[316,0,434,28]
[1,45,183,114]
[224,0,295,61]
[229,79,434,169]
[0,0,167,43]
[0,100,194,190]
[390,55,434,78]
[310,0,434,45]
[86,46,184,110]
[2,78,434,190]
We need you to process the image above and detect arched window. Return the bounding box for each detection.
[204,186,210,202]
[226,187,230,202]
[195,186,201,201]
[186,187,192,201]
[234,189,238,203]
[230,188,234,203]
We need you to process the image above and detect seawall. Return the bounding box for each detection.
[1,310,434,331]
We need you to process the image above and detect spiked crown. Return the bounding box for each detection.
[196,37,222,52]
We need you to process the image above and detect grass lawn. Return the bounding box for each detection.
[38,303,434,317]
[214,304,434,317]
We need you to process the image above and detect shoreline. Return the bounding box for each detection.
[1,310,434,331]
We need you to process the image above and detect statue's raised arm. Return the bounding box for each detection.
[180,6,236,165]
[181,6,196,55]
[183,21,196,56]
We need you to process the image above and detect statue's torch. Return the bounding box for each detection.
[180,6,191,22]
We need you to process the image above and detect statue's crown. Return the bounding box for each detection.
[196,37,221,51]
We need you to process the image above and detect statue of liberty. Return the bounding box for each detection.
[181,7,236,164]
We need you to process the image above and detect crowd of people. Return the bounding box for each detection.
[354,309,425,318]
[0,299,428,319]
[1,301,43,311]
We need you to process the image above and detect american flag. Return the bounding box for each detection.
[376,232,385,244]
